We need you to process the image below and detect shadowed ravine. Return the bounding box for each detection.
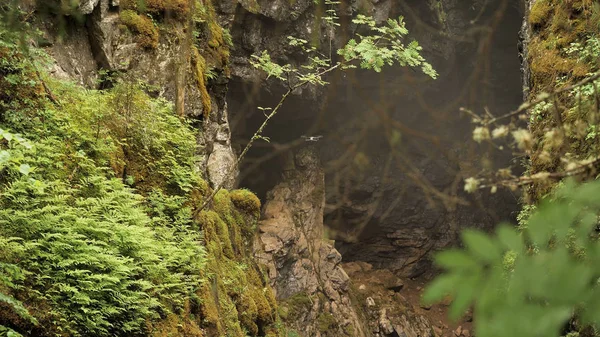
[229,0,524,278]
[7,0,591,336]
[225,1,525,336]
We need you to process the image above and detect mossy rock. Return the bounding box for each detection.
[230,189,262,215]
[317,312,337,333]
[191,47,212,118]
[196,210,229,257]
[198,209,234,258]
[198,281,225,336]
[526,0,600,200]
[213,189,232,215]
[237,292,259,336]
[120,10,159,49]
[148,310,204,337]
[253,287,275,324]
[529,0,553,26]
[194,1,231,70]
[121,0,190,19]
[279,292,311,322]
[215,215,235,258]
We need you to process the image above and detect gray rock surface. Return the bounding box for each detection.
[521,0,534,100]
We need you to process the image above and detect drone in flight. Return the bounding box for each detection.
[301,135,323,142]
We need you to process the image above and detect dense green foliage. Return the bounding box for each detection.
[0,13,283,337]
[424,179,600,337]
[0,22,206,334]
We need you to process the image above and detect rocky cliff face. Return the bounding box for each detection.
[254,147,446,337]
[255,147,366,337]
[44,0,238,189]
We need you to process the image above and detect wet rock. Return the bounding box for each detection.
[388,278,405,292]
[43,23,98,88]
[344,262,436,337]
[239,0,313,22]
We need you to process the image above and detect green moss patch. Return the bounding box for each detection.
[120,10,159,49]
[121,0,191,20]
[526,0,600,198]
[230,189,262,215]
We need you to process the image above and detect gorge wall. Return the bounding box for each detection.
[4,0,531,336]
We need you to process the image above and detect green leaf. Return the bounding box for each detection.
[576,211,597,239]
[18,163,31,175]
[476,266,505,312]
[434,249,480,271]
[449,272,481,321]
[461,229,502,263]
[422,273,460,305]
[495,224,524,253]
[557,178,600,207]
[581,288,600,327]
[0,150,11,165]
[527,201,576,245]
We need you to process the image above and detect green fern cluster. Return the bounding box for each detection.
[0,18,208,335]
[0,84,207,336]
[0,169,206,335]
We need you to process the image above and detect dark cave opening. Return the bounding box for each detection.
[227,0,526,278]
